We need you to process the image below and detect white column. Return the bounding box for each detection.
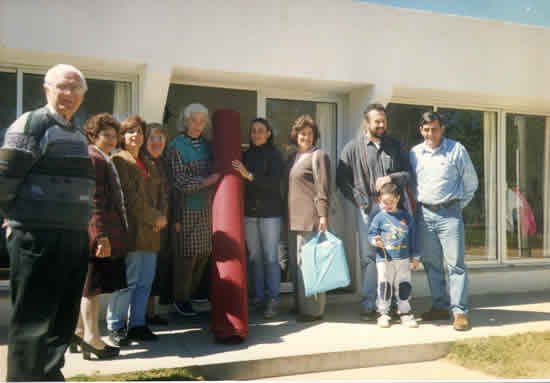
[138,62,172,123]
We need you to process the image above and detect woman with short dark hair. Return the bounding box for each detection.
[107,115,169,346]
[72,113,126,360]
[285,114,331,322]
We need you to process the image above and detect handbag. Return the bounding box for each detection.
[300,231,351,297]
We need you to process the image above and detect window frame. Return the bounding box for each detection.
[0,64,138,119]
[388,98,550,266]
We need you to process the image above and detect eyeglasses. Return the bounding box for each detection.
[47,82,84,94]
[149,135,166,143]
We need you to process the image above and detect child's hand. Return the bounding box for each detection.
[411,258,420,270]
[372,235,385,248]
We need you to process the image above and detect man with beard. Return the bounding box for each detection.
[336,103,410,322]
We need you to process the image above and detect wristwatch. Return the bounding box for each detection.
[248,172,254,181]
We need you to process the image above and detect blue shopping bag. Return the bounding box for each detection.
[300,231,350,297]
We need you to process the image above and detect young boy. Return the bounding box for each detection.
[368,183,420,328]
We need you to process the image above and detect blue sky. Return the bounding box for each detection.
[359,0,550,28]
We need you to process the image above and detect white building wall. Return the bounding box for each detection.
[2,0,550,110]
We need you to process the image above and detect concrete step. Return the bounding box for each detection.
[198,341,451,380]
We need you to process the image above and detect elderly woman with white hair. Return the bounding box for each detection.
[166,103,220,316]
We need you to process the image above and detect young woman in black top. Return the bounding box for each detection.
[232,118,284,319]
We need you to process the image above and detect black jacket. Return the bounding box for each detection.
[243,143,284,218]
[336,134,409,213]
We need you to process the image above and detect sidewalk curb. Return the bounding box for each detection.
[196,341,452,380]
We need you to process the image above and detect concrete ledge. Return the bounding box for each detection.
[199,342,451,380]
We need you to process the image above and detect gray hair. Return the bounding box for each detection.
[177,103,210,133]
[44,64,88,93]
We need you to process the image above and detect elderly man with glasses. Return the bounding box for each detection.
[0,64,94,381]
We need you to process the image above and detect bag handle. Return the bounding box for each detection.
[311,230,336,270]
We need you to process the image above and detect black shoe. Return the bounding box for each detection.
[108,328,129,347]
[80,341,120,360]
[69,334,83,353]
[420,307,451,321]
[360,308,378,322]
[147,314,169,326]
[127,326,158,341]
[297,314,323,322]
[174,301,198,317]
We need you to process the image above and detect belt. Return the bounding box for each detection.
[420,199,459,211]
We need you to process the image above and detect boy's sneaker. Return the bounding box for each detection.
[263,299,278,319]
[174,301,198,317]
[377,314,391,328]
[400,313,419,328]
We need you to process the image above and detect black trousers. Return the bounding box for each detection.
[7,227,88,382]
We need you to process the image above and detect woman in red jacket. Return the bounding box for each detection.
[73,113,127,359]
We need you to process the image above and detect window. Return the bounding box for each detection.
[386,103,432,151]
[0,69,133,132]
[387,103,497,262]
[505,114,549,260]
[0,71,16,131]
[22,73,132,126]
[266,99,337,161]
[439,108,497,262]
[266,98,338,288]
[164,84,257,142]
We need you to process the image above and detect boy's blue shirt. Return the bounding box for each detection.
[367,209,419,262]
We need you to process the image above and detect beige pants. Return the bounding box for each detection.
[289,231,327,318]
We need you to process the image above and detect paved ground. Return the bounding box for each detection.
[2,282,550,380]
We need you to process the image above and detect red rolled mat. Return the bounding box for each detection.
[211,109,248,341]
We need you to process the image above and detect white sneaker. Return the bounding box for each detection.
[400,313,419,328]
[263,299,278,319]
[377,314,391,328]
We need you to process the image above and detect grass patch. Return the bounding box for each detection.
[69,366,204,381]
[447,331,550,378]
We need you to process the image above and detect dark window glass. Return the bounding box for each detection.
[0,71,16,131]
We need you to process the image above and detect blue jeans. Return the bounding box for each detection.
[245,216,281,302]
[416,204,468,315]
[107,251,158,330]
[357,204,381,311]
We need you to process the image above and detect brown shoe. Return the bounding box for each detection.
[420,307,451,321]
[453,313,470,331]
